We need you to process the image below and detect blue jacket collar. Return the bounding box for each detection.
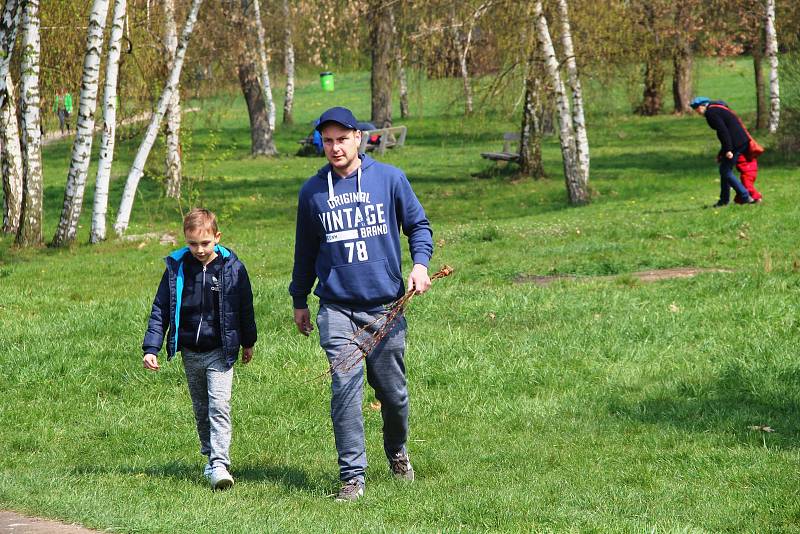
[168,244,231,262]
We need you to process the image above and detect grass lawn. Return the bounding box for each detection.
[1,58,799,532]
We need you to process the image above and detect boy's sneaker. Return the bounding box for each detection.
[389,451,415,481]
[335,478,364,502]
[209,465,234,491]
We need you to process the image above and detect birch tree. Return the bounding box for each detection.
[390,7,409,118]
[52,0,111,247]
[533,0,588,205]
[519,57,544,180]
[16,0,44,246]
[0,0,21,110]
[253,0,276,131]
[282,0,295,125]
[556,0,589,184]
[114,0,204,237]
[1,73,23,235]
[90,0,127,244]
[451,1,492,116]
[765,0,780,133]
[164,0,182,199]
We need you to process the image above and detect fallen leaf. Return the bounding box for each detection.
[749,425,775,433]
[137,242,147,249]
[488,312,496,320]
[669,303,680,313]
[369,401,381,411]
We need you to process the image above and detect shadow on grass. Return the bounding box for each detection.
[608,362,800,450]
[76,461,324,492]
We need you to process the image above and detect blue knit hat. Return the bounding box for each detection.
[690,96,711,109]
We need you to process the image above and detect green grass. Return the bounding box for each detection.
[2,58,800,532]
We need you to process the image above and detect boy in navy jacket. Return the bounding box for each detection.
[143,208,256,490]
[290,107,434,501]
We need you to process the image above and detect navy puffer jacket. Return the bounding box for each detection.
[142,245,257,366]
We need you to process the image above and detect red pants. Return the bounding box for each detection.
[734,154,762,203]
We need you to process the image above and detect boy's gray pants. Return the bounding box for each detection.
[317,303,409,485]
[182,347,233,469]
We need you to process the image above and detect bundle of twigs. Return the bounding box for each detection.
[313,265,454,381]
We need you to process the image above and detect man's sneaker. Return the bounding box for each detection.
[711,201,729,208]
[209,465,234,491]
[335,478,364,502]
[389,451,415,481]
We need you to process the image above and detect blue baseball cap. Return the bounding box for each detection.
[690,96,711,109]
[316,107,359,131]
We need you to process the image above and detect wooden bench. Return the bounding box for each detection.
[359,125,407,155]
[480,132,520,163]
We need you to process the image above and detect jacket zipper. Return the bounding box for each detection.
[195,264,206,345]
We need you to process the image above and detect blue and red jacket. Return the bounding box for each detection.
[142,245,257,366]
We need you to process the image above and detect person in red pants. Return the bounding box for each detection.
[734,154,762,204]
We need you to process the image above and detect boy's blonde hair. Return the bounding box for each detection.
[183,208,219,234]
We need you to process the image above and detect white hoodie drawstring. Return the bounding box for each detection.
[327,166,362,203]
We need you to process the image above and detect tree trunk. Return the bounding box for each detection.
[1,73,23,234]
[556,0,589,184]
[638,55,664,116]
[519,60,545,180]
[533,1,587,205]
[753,44,767,130]
[765,0,779,133]
[391,8,408,119]
[238,59,276,156]
[16,0,44,247]
[671,2,693,115]
[163,0,182,199]
[370,0,393,128]
[114,0,203,237]
[90,0,126,244]
[252,0,276,132]
[52,0,110,247]
[672,49,692,114]
[282,0,294,125]
[0,0,21,111]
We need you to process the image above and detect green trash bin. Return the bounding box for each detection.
[320,71,335,92]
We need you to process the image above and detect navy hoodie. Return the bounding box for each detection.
[290,154,433,309]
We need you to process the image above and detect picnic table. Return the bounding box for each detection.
[480,132,520,163]
[359,125,407,155]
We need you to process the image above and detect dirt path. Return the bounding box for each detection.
[514,267,733,286]
[0,511,98,533]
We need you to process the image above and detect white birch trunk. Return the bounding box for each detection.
[114,0,203,236]
[556,0,589,184]
[253,0,276,132]
[52,0,110,247]
[282,0,294,125]
[90,0,126,244]
[164,0,182,198]
[533,0,587,205]
[1,73,23,234]
[390,9,409,118]
[765,0,780,133]
[17,0,44,246]
[0,0,21,110]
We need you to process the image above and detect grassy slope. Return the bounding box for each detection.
[1,58,799,532]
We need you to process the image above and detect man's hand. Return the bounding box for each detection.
[242,346,254,364]
[725,151,734,159]
[294,308,314,336]
[407,263,431,294]
[143,353,160,371]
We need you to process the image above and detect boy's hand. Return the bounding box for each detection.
[294,308,314,336]
[407,263,431,294]
[143,353,160,371]
[242,346,254,364]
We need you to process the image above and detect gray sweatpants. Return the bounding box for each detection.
[317,303,409,484]
[181,347,233,469]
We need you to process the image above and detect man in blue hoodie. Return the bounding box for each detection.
[290,107,434,501]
